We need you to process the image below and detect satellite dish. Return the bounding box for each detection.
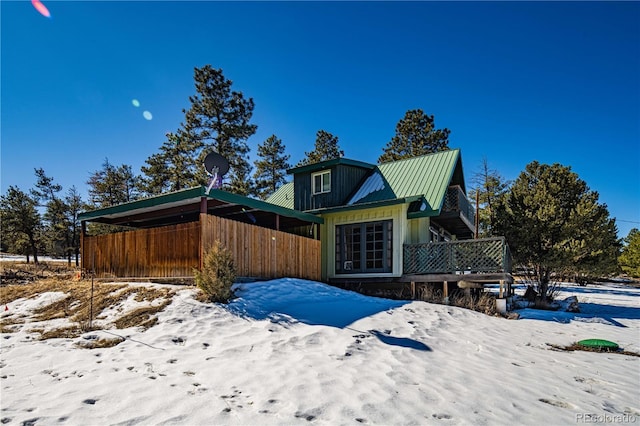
[204,152,230,176]
[203,152,230,193]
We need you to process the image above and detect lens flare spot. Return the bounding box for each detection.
[31,0,51,18]
[143,111,153,120]
[132,99,140,107]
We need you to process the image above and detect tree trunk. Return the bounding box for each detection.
[29,236,39,265]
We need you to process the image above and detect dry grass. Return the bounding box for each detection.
[1,260,79,284]
[76,336,125,349]
[416,284,498,316]
[450,291,498,316]
[1,264,177,345]
[113,299,173,330]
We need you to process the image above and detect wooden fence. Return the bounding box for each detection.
[200,214,320,281]
[82,214,321,281]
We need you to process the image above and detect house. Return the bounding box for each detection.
[267,149,512,297]
[78,149,511,299]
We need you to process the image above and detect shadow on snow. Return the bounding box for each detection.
[499,282,640,328]
[370,330,432,351]
[516,303,640,327]
[227,279,431,351]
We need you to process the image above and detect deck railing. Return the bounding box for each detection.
[403,237,512,275]
[443,185,475,226]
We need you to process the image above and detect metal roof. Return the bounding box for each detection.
[265,182,294,210]
[79,186,323,229]
[348,149,461,214]
[265,149,463,217]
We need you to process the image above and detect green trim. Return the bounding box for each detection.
[78,187,205,221]
[308,195,423,215]
[431,152,462,214]
[287,158,375,175]
[407,209,440,219]
[406,196,439,218]
[79,186,323,224]
[206,188,323,224]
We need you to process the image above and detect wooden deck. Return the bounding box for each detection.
[402,237,513,299]
[330,238,513,300]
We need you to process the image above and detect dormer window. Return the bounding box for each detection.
[312,170,331,194]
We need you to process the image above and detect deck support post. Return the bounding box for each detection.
[443,281,449,304]
[499,280,505,298]
[411,281,416,299]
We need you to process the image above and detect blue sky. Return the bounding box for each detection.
[2,1,639,238]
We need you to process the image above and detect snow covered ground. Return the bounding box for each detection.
[1,279,638,425]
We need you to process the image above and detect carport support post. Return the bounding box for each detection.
[80,220,86,271]
[199,197,208,270]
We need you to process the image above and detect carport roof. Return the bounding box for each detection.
[78,186,323,229]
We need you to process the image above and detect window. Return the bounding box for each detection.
[336,220,392,274]
[312,170,331,194]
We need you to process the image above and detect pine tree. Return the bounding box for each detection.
[30,167,62,202]
[619,228,640,277]
[297,130,344,166]
[253,135,291,200]
[181,65,257,195]
[493,161,620,298]
[469,158,510,237]
[379,109,450,163]
[0,186,42,263]
[140,130,200,196]
[87,159,140,208]
[64,186,84,266]
[30,168,68,258]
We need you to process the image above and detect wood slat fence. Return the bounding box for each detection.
[200,214,320,280]
[82,214,321,281]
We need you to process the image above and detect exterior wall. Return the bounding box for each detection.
[294,164,370,211]
[320,204,408,280]
[407,216,431,244]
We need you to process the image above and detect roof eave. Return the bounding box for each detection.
[287,158,376,175]
[306,195,423,215]
[78,186,205,221]
[79,186,323,225]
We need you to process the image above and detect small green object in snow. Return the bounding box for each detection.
[577,339,619,351]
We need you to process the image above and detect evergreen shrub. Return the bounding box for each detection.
[194,241,236,303]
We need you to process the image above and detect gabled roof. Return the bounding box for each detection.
[348,149,462,214]
[267,149,464,217]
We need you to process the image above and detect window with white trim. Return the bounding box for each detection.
[312,170,331,194]
[335,220,393,274]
